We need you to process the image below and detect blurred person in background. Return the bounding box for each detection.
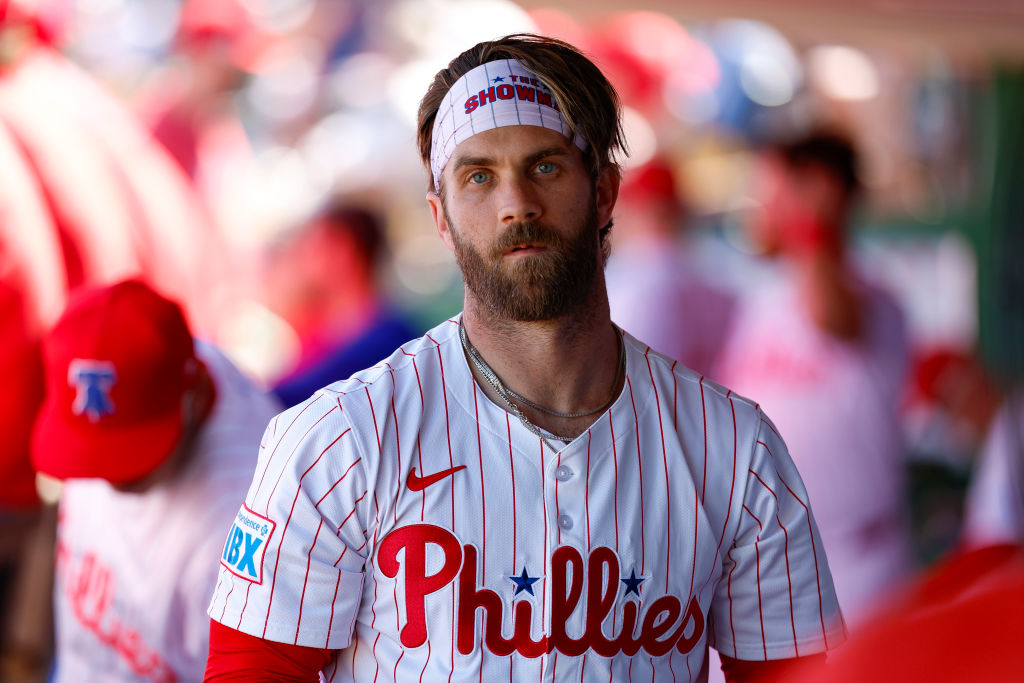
[31,280,281,682]
[606,157,735,377]
[0,279,52,683]
[962,387,1024,547]
[902,348,1003,562]
[263,201,419,407]
[714,130,913,625]
[134,0,254,183]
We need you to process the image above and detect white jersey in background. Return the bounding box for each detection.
[606,236,735,378]
[963,392,1024,547]
[715,266,912,625]
[52,342,282,682]
[209,316,844,682]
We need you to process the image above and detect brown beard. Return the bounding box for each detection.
[446,202,602,322]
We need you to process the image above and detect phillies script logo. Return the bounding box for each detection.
[378,524,705,658]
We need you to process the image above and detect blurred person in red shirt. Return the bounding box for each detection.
[715,130,913,625]
[262,201,419,408]
[134,0,257,181]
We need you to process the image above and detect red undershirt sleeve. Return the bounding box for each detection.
[719,653,826,683]
[203,619,334,682]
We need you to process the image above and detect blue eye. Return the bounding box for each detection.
[536,161,556,174]
[469,171,489,184]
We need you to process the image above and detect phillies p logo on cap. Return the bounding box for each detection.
[68,359,117,422]
[32,279,199,484]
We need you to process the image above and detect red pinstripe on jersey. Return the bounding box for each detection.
[384,364,402,526]
[585,430,593,550]
[333,493,367,557]
[316,457,360,507]
[392,649,404,682]
[699,377,708,503]
[426,333,458,683]
[296,518,324,643]
[472,382,487,577]
[753,440,799,653]
[608,409,621,552]
[538,436,548,624]
[327,565,342,648]
[626,375,647,575]
[727,550,739,658]
[556,449,563,547]
[696,392,739,605]
[264,405,340,514]
[779,479,829,647]
[258,421,352,636]
[608,406,621,638]
[236,584,251,630]
[508,414,518,564]
[207,317,843,681]
[742,504,767,658]
[645,350,672,593]
[253,396,325,505]
[366,387,381,453]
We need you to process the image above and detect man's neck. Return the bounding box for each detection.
[460,291,623,443]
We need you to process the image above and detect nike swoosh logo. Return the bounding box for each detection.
[407,465,467,492]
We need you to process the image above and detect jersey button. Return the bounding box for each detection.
[557,514,573,530]
[555,465,573,481]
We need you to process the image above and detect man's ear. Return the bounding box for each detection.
[595,165,621,230]
[426,191,456,252]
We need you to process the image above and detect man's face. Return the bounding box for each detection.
[748,153,845,257]
[427,126,617,321]
[747,154,791,255]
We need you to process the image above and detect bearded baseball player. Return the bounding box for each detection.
[204,34,845,682]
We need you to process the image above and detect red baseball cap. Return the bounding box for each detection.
[32,280,200,485]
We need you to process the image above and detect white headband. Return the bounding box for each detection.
[429,59,587,193]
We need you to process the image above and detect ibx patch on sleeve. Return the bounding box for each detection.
[220,504,276,584]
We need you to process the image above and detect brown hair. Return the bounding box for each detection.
[417,33,626,192]
[769,129,862,200]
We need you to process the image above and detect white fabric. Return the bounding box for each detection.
[209,315,844,681]
[963,393,1024,546]
[51,342,282,682]
[430,59,585,192]
[714,266,911,625]
[607,237,735,378]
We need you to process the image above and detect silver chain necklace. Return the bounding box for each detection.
[459,318,625,444]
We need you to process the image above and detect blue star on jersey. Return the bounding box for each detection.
[509,567,540,596]
[492,76,505,83]
[68,359,117,422]
[621,568,646,596]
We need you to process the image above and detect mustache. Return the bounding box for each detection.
[490,221,562,256]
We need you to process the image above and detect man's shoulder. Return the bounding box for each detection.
[319,316,461,399]
[624,330,762,419]
[194,340,282,427]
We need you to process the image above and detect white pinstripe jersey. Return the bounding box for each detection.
[208,316,844,682]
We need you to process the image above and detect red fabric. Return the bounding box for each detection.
[0,279,44,508]
[203,619,332,682]
[720,654,826,682]
[787,544,1024,683]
